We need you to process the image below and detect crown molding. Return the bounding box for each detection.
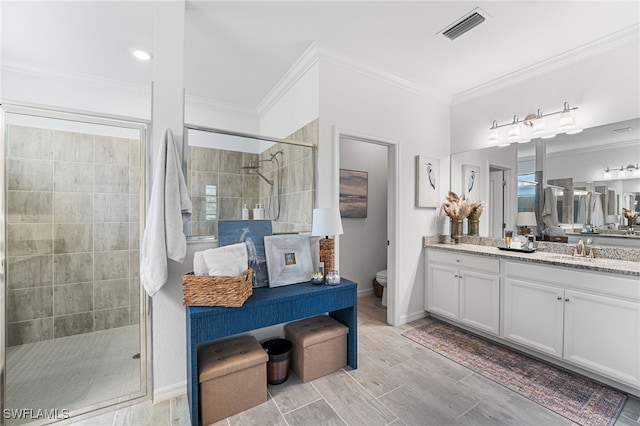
[185,94,258,119]
[314,42,451,105]
[452,24,640,106]
[257,41,451,116]
[2,60,151,97]
[256,42,321,116]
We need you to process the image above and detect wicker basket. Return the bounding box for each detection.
[183,268,253,307]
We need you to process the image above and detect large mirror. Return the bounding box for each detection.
[451,118,640,247]
[184,124,316,240]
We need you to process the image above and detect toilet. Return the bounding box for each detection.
[375,270,388,307]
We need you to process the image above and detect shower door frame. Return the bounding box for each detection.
[0,103,151,424]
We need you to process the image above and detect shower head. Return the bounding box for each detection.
[240,160,261,170]
[241,161,273,185]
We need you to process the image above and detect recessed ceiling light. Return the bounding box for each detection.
[132,49,152,61]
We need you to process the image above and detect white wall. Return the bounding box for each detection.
[259,62,320,139]
[1,63,152,120]
[339,138,388,294]
[318,61,450,324]
[451,40,640,154]
[185,96,260,134]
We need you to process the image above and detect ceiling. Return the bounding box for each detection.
[2,1,639,110]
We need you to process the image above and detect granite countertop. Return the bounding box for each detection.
[424,242,640,277]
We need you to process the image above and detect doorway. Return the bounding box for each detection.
[1,105,148,424]
[489,165,514,238]
[333,129,399,326]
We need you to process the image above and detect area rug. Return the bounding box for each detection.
[402,321,627,426]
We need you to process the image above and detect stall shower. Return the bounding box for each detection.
[2,108,146,424]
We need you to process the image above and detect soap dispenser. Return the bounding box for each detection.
[242,204,249,220]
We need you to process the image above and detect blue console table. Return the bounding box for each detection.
[186,279,358,426]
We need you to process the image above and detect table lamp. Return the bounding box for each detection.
[605,215,618,225]
[516,212,537,235]
[311,208,344,273]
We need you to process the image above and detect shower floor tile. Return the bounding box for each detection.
[6,325,142,425]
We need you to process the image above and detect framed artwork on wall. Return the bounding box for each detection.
[415,156,440,208]
[339,169,368,218]
[264,234,314,287]
[462,164,480,200]
[219,220,272,288]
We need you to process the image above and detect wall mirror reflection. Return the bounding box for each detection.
[184,124,316,240]
[451,118,640,247]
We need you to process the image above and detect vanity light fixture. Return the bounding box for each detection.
[487,101,579,144]
[602,164,639,179]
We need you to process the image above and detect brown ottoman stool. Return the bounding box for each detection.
[285,315,349,382]
[198,335,268,425]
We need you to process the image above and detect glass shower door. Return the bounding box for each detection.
[1,106,147,425]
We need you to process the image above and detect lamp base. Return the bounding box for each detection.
[319,238,335,273]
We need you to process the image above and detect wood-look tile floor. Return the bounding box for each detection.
[66,293,640,426]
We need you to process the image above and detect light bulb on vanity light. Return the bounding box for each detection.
[558,102,578,133]
[507,116,520,141]
[487,120,499,144]
[603,168,612,179]
[531,110,546,137]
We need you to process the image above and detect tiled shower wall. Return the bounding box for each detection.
[188,119,317,237]
[259,119,317,234]
[6,125,141,346]
[188,149,259,236]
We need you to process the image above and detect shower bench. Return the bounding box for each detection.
[185,279,358,426]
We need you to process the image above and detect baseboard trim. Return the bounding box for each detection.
[401,310,427,325]
[357,288,374,297]
[153,381,187,403]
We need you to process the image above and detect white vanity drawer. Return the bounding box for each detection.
[428,249,500,274]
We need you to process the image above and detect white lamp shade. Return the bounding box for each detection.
[605,215,618,224]
[532,117,546,136]
[487,127,499,143]
[312,208,344,237]
[558,110,576,132]
[508,123,520,140]
[516,212,537,227]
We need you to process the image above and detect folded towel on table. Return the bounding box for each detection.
[201,243,248,277]
[193,251,209,276]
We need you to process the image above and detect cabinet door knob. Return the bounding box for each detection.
[456,259,460,262]
[565,298,570,302]
[557,296,562,301]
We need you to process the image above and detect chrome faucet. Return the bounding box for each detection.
[574,238,596,258]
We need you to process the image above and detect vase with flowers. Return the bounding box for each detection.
[623,208,638,234]
[443,191,471,244]
[467,201,484,236]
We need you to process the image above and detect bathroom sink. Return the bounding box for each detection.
[552,254,598,263]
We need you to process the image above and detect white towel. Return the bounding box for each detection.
[201,243,248,277]
[592,193,604,227]
[542,187,559,228]
[193,252,208,276]
[140,128,192,297]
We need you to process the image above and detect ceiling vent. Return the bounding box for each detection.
[438,7,490,41]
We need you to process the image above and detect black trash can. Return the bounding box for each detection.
[262,338,292,385]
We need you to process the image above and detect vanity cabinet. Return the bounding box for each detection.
[426,250,500,335]
[504,261,640,389]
